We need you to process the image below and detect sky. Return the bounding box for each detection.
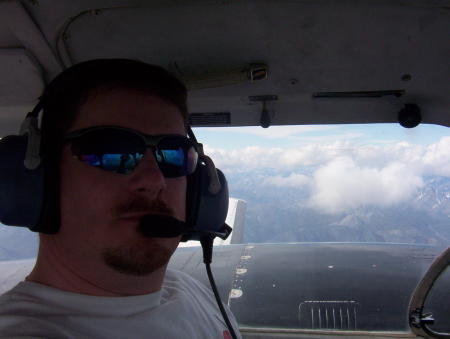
[193,123,450,214]
[193,123,450,150]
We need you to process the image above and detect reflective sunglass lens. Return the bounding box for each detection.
[158,148,185,167]
[157,137,198,176]
[102,153,143,174]
[79,153,143,174]
[70,128,198,177]
[79,154,101,167]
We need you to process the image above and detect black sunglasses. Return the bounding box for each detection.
[64,126,199,178]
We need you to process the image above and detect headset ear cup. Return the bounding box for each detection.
[0,135,45,229]
[185,164,201,227]
[197,168,229,234]
[183,163,229,241]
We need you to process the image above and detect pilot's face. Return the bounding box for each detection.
[58,87,186,276]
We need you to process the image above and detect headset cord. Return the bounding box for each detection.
[200,236,239,339]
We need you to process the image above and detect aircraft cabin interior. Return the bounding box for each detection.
[0,1,449,338]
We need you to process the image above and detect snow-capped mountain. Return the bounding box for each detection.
[227,172,450,246]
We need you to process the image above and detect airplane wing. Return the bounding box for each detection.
[171,243,450,337]
[0,258,35,294]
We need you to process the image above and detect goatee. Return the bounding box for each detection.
[102,240,173,276]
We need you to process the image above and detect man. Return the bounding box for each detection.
[0,59,241,338]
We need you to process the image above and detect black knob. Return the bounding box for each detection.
[260,108,271,128]
[398,104,421,128]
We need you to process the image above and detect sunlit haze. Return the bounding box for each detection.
[194,124,450,215]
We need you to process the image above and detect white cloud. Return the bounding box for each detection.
[206,136,450,176]
[206,137,449,212]
[422,137,450,177]
[205,142,354,172]
[262,173,310,187]
[307,158,424,213]
[204,146,285,172]
[292,132,365,144]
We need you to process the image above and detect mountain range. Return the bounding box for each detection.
[227,172,450,247]
[0,174,449,261]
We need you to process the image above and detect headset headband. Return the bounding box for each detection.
[0,96,231,241]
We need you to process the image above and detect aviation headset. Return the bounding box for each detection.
[0,66,231,242]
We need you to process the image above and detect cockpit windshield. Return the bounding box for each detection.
[194,123,450,247]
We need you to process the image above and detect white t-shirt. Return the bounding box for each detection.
[0,269,241,339]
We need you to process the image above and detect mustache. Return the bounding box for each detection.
[115,196,175,218]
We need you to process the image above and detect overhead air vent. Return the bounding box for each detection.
[189,112,231,126]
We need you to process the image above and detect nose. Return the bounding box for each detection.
[127,149,166,197]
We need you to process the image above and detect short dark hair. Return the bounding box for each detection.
[41,58,188,153]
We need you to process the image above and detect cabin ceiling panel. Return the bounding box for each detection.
[54,1,449,126]
[0,105,30,137]
[0,0,448,133]
[0,49,44,106]
[20,0,146,59]
[0,22,21,48]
